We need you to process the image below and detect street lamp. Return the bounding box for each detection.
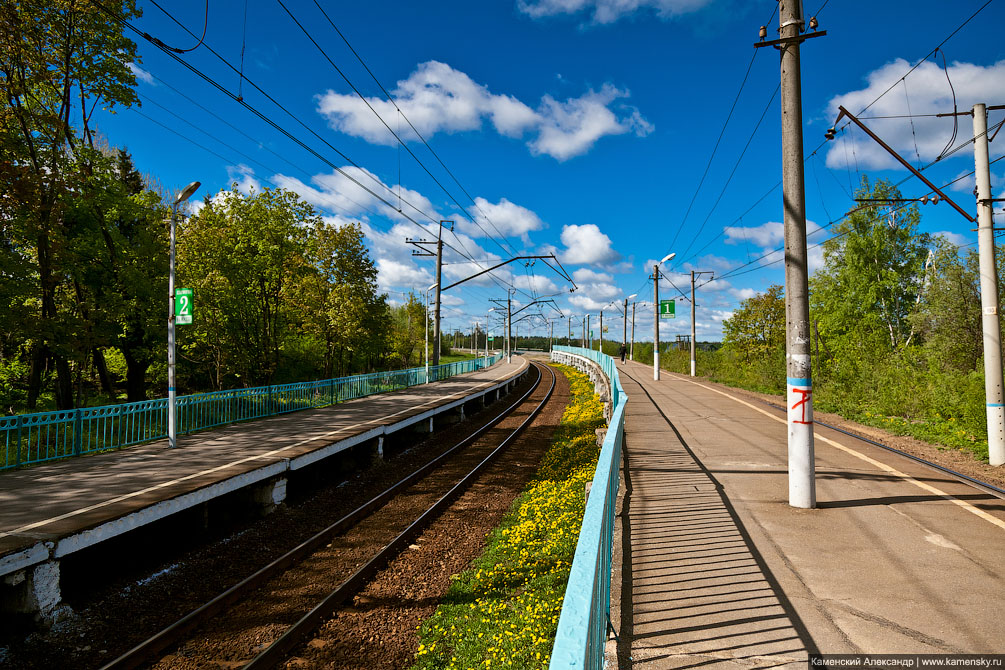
[424,282,437,382]
[168,180,200,449]
[654,252,675,381]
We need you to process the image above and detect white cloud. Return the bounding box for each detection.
[560,223,622,265]
[376,258,432,292]
[127,62,154,85]
[724,221,782,248]
[517,0,713,24]
[573,268,613,283]
[933,230,971,247]
[530,85,653,161]
[465,197,545,243]
[227,164,260,195]
[825,59,1005,170]
[316,61,650,161]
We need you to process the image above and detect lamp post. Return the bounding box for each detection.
[654,252,675,381]
[167,180,200,449]
[424,282,436,382]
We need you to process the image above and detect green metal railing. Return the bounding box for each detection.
[549,345,627,669]
[0,354,503,471]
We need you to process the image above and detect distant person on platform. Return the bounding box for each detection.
[619,343,627,363]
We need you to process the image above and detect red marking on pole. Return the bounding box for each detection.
[790,387,813,425]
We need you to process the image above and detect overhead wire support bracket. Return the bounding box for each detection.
[753,30,826,49]
[440,255,578,292]
[830,105,976,223]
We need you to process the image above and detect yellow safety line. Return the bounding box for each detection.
[661,372,1005,532]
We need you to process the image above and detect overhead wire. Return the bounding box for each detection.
[91,0,537,302]
[273,0,519,261]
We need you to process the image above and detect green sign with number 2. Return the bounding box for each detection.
[176,288,193,325]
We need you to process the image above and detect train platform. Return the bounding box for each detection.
[0,356,529,618]
[609,360,1005,668]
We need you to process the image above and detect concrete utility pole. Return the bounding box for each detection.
[549,319,554,352]
[653,252,675,380]
[432,221,452,367]
[778,0,815,508]
[974,103,1005,465]
[599,311,604,353]
[586,314,591,349]
[630,302,636,361]
[507,291,513,364]
[691,271,697,377]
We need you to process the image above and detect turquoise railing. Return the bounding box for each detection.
[549,345,627,669]
[0,354,503,471]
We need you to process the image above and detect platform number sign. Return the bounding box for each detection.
[660,299,675,319]
[175,288,193,325]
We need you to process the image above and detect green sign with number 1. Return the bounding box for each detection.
[660,299,675,319]
[175,288,193,325]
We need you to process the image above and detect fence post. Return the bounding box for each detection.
[117,404,124,448]
[267,385,272,417]
[15,415,23,466]
[73,409,83,456]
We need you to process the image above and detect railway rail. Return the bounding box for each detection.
[102,361,556,670]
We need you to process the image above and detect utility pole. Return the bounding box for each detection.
[433,221,452,367]
[549,319,554,352]
[507,291,513,364]
[586,314,590,349]
[974,103,1005,466]
[689,271,713,376]
[630,302,636,361]
[599,311,604,354]
[691,271,697,377]
[653,253,675,380]
[774,0,816,508]
[654,264,660,380]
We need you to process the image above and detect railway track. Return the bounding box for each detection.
[103,361,557,670]
[619,365,1005,500]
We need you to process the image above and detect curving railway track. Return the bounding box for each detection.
[99,361,558,670]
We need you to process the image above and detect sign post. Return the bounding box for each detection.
[659,299,675,319]
[175,288,193,325]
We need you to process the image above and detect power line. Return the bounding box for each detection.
[91,0,537,302]
[273,0,519,260]
[309,0,520,258]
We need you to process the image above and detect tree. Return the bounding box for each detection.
[909,238,982,373]
[300,221,386,377]
[178,186,317,388]
[722,285,785,361]
[1,0,142,408]
[810,177,931,355]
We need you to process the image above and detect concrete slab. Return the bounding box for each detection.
[610,360,1005,668]
[0,358,529,579]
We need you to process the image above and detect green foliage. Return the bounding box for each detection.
[811,176,930,354]
[722,285,785,361]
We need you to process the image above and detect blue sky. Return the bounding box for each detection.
[96,0,1005,342]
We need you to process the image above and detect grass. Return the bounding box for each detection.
[410,364,605,669]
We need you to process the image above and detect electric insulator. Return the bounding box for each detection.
[759,25,767,39]
[809,16,818,30]
[932,194,940,205]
